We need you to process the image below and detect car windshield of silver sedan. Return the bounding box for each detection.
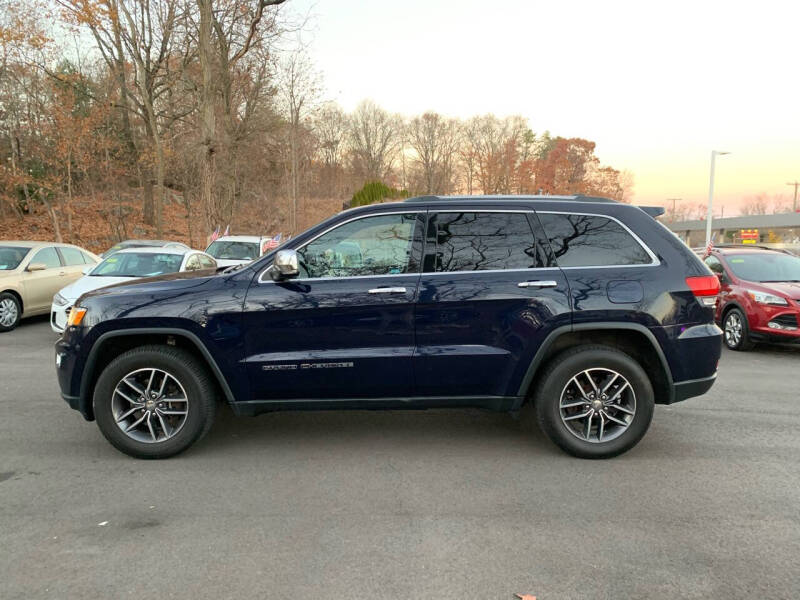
[0,246,31,270]
[206,241,259,261]
[90,252,184,278]
[726,253,800,282]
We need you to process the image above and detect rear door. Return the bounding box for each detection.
[414,209,572,400]
[57,246,91,285]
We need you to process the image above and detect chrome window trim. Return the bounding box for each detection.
[535,210,660,269]
[257,210,426,284]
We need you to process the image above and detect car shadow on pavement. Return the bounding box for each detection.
[199,402,562,457]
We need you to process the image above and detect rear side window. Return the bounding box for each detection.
[428,212,544,272]
[59,247,87,266]
[536,213,653,267]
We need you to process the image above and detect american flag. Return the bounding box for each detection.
[704,240,714,257]
[263,233,282,253]
[209,225,221,243]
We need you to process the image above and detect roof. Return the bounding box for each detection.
[1,240,68,247]
[711,245,787,255]
[668,212,800,232]
[210,236,264,243]
[112,246,192,256]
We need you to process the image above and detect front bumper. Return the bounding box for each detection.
[55,335,94,421]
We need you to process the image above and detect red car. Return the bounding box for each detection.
[702,246,800,350]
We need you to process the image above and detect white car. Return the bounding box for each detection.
[205,235,273,269]
[51,247,217,333]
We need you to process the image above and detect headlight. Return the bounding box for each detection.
[53,292,69,306]
[66,306,88,327]
[745,289,789,306]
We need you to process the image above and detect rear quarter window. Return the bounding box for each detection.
[536,213,653,267]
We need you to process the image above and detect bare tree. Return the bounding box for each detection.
[740,193,771,215]
[349,99,401,181]
[278,49,320,233]
[406,111,461,194]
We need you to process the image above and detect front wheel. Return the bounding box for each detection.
[723,308,755,351]
[93,345,216,459]
[533,345,655,459]
[0,292,21,332]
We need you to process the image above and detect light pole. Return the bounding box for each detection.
[706,150,730,246]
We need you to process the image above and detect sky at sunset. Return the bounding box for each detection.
[292,0,799,214]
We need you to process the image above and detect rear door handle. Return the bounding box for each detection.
[518,280,558,288]
[368,287,407,294]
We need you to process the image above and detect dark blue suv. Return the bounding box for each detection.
[55,196,722,459]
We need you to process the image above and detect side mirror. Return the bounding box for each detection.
[271,249,299,280]
[26,263,46,272]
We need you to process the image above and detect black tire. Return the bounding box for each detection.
[0,292,22,332]
[533,345,655,459]
[93,345,216,459]
[722,307,755,351]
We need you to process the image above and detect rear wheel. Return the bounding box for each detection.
[723,308,755,351]
[533,345,654,459]
[94,345,216,459]
[0,292,21,332]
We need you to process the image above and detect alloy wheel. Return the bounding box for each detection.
[559,368,637,443]
[0,298,18,327]
[111,368,189,443]
[724,312,742,347]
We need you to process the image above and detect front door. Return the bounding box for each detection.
[414,210,572,399]
[21,246,66,313]
[242,212,425,401]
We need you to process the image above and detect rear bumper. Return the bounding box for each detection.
[672,373,717,403]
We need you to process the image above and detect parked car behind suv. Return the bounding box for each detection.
[0,241,99,332]
[55,196,722,459]
[702,245,800,350]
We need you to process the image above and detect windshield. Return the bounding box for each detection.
[726,253,800,282]
[206,241,259,261]
[90,252,184,277]
[0,246,31,270]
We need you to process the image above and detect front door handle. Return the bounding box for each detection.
[518,280,558,288]
[368,287,407,294]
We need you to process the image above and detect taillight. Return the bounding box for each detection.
[685,275,720,307]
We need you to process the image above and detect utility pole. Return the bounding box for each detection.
[706,150,730,246]
[787,181,800,212]
[666,198,682,222]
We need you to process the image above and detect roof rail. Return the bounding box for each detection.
[402,194,617,204]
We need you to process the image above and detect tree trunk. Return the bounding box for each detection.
[197,0,217,232]
[142,171,155,226]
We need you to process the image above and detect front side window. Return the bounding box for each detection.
[298,213,422,279]
[0,246,31,270]
[31,247,62,269]
[537,213,653,267]
[91,252,184,278]
[429,212,542,272]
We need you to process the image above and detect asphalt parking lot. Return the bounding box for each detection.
[1,317,799,599]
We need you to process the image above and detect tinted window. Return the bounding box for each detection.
[59,247,87,266]
[81,251,96,264]
[31,247,61,269]
[299,213,422,279]
[429,212,541,272]
[704,255,724,274]
[537,213,652,267]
